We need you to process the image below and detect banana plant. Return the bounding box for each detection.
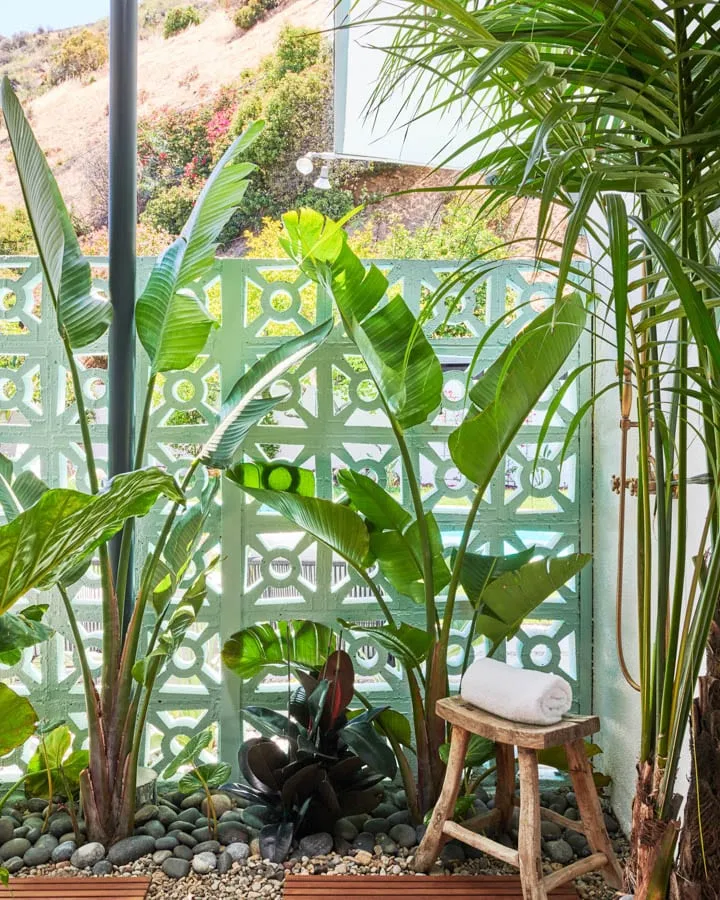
[0,78,332,845]
[222,208,591,818]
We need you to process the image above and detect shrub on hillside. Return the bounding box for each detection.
[234,0,277,31]
[140,181,201,235]
[50,29,108,85]
[263,26,323,81]
[0,206,35,254]
[164,6,201,38]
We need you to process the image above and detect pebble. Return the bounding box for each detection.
[389,824,416,849]
[181,792,205,810]
[27,799,48,814]
[0,838,31,861]
[217,821,248,845]
[0,818,14,845]
[353,832,375,853]
[137,819,165,840]
[162,856,191,879]
[177,808,202,824]
[354,850,373,865]
[135,804,160,825]
[52,841,77,862]
[92,860,113,876]
[48,814,73,838]
[107,835,155,866]
[334,818,358,841]
[203,793,233,818]
[153,850,173,865]
[155,835,178,851]
[541,821,563,840]
[4,856,24,874]
[194,840,221,855]
[217,850,232,874]
[71,842,106,869]
[23,845,53,867]
[299,833,333,857]
[546,839,574,864]
[226,841,250,862]
[173,845,193,861]
[364,818,389,835]
[175,832,197,848]
[192,851,217,874]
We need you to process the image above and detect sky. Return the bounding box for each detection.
[1,1,137,37]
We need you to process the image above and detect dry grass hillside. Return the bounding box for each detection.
[0,1,329,219]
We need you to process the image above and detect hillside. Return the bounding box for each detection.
[0,2,330,220]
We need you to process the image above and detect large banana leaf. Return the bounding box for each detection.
[0,469,183,614]
[370,512,450,603]
[338,619,432,670]
[282,209,443,430]
[454,546,536,605]
[0,683,37,756]
[450,292,586,491]
[135,122,264,374]
[200,318,333,469]
[1,78,111,348]
[0,605,53,666]
[226,464,371,571]
[475,554,591,646]
[337,469,410,531]
[222,620,335,679]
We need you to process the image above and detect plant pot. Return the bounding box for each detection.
[135,767,158,807]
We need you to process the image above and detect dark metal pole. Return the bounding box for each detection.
[108,0,138,631]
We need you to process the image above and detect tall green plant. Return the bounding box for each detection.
[221,208,590,818]
[364,1,720,894]
[0,78,333,845]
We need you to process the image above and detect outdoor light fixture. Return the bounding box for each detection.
[295,151,335,189]
[313,165,332,190]
[295,155,314,176]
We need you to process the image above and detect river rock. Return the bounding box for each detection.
[217,821,248,845]
[0,819,14,845]
[23,845,53,867]
[173,845,193,861]
[217,849,232,874]
[4,856,24,874]
[48,814,73,838]
[299,833,333,857]
[71,842,106,869]
[546,839,574,864]
[163,857,191,878]
[52,841,77,862]
[153,850,173,865]
[107,835,155,866]
[155,835,179,851]
[192,851,217,874]
[389,824,416,849]
[225,841,250,862]
[0,838,31,861]
[194,840,220,855]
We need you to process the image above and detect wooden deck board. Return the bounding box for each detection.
[5,877,151,898]
[284,874,578,897]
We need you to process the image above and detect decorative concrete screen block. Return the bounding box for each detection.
[0,256,591,775]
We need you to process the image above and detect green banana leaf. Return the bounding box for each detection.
[337,469,410,532]
[0,469,183,614]
[370,511,450,603]
[453,546,536,605]
[1,78,112,348]
[133,567,213,687]
[200,318,333,469]
[135,121,264,374]
[450,291,586,491]
[226,464,371,571]
[474,554,591,646]
[163,729,213,779]
[0,683,37,756]
[281,209,443,430]
[375,709,414,750]
[338,619,432,670]
[0,605,53,666]
[222,620,335,679]
[0,452,48,522]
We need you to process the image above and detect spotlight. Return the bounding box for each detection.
[313,164,332,190]
[295,155,314,176]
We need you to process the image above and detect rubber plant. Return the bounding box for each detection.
[0,78,332,845]
[225,648,394,861]
[222,208,591,820]
[364,0,720,894]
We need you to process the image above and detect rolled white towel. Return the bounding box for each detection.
[460,657,572,725]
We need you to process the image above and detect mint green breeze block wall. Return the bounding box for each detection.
[0,255,591,776]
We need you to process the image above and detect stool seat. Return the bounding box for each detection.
[436,696,600,749]
[416,697,623,900]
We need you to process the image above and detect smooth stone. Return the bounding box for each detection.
[604,813,620,834]
[137,820,165,840]
[106,835,155,866]
[393,790,407,808]
[173,845,193,861]
[0,838,31,861]
[59,833,79,845]
[13,826,29,839]
[566,792,577,808]
[163,857,191,879]
[191,826,212,842]
[92,860,113,876]
[177,808,202,824]
[27,799,48,814]
[196,817,209,828]
[389,824,416,849]
[71,842,106,869]
[4,856,24,874]
[334,837,351,856]
[546,839,574,864]
[168,820,194,834]
[334,818,358,842]
[565,831,589,854]
[153,850,173,864]
[155,835,179,851]
[52,841,77,862]
[347,814,369,830]
[364,818,389,835]
[353,832,375,853]
[157,807,177,827]
[299,833,333,857]
[194,840,220,855]
[541,821,563,840]
[203,794,232,818]
[219,810,244,823]
[35,835,58,851]
[441,841,465,862]
[372,803,397,818]
[415,824,427,845]
[217,821,248,845]
[23,815,45,828]
[387,809,411,827]
[225,841,250,862]
[134,804,159,825]
[192,851,217,874]
[175,832,197,848]
[0,818,14,845]
[48,814,74,838]
[564,808,579,821]
[161,792,185,809]
[25,827,41,844]
[23,845,53,867]
[249,838,260,857]
[217,849,232,874]
[181,792,205,810]
[377,836,397,854]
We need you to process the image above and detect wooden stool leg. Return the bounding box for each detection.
[494,741,516,832]
[415,725,470,873]
[566,739,623,889]
[517,747,547,900]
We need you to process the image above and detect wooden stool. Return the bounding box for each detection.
[415,697,623,900]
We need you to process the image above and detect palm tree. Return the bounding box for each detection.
[361,1,720,896]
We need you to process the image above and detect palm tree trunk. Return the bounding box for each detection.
[628,762,679,899]
[674,609,720,899]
